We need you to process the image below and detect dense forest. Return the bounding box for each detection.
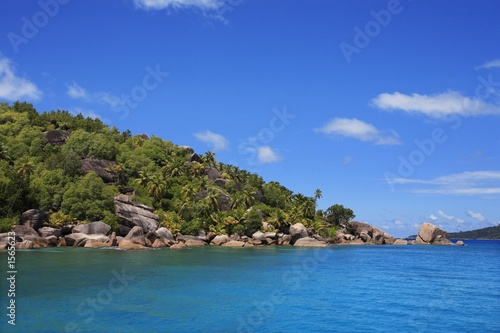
[448,225,500,240]
[0,101,355,236]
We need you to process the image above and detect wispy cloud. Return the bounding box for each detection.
[467,210,486,222]
[386,171,500,196]
[69,107,106,121]
[67,82,122,108]
[429,214,437,221]
[194,130,229,151]
[371,91,500,118]
[256,146,282,164]
[134,0,224,11]
[314,118,401,145]
[435,210,464,224]
[0,57,42,101]
[476,59,500,70]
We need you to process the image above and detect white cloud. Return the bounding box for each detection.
[0,57,42,101]
[67,82,122,108]
[429,214,437,221]
[467,210,486,222]
[194,130,229,151]
[257,146,282,164]
[436,210,464,224]
[67,82,88,99]
[386,171,500,196]
[315,118,401,145]
[69,107,109,122]
[437,210,454,220]
[371,91,500,118]
[134,0,224,11]
[477,59,500,70]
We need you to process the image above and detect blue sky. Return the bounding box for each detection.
[1,0,500,237]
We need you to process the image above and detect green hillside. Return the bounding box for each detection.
[0,101,354,236]
[448,225,500,240]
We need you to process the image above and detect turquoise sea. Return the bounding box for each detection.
[1,240,499,333]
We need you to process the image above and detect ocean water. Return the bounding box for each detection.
[1,240,499,333]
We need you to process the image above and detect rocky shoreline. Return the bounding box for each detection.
[0,205,464,250]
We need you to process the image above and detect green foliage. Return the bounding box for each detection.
[61,172,116,221]
[48,211,75,228]
[244,210,263,236]
[0,217,17,233]
[0,102,355,236]
[325,204,355,226]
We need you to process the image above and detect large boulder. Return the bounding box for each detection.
[195,189,231,211]
[81,158,117,183]
[252,231,267,242]
[204,167,221,181]
[289,223,308,243]
[72,221,111,235]
[121,226,146,246]
[15,240,34,249]
[21,209,49,230]
[64,233,89,247]
[211,235,230,246]
[13,225,40,240]
[416,222,452,245]
[43,130,70,146]
[221,240,245,247]
[65,233,108,247]
[293,237,329,247]
[156,227,174,241]
[38,227,61,238]
[114,195,159,233]
[347,221,394,245]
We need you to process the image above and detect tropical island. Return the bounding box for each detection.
[0,101,459,249]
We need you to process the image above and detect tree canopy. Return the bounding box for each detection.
[0,101,355,235]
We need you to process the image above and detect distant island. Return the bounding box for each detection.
[447,225,500,240]
[409,225,500,240]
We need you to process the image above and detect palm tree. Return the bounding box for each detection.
[147,174,166,199]
[314,189,322,201]
[267,208,287,228]
[16,160,35,178]
[135,170,150,187]
[0,143,12,164]
[189,161,205,178]
[162,157,185,178]
[203,151,216,167]
[204,187,220,212]
[301,198,316,219]
[230,192,246,210]
[242,187,256,208]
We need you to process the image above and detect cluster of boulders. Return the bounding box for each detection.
[0,200,465,250]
